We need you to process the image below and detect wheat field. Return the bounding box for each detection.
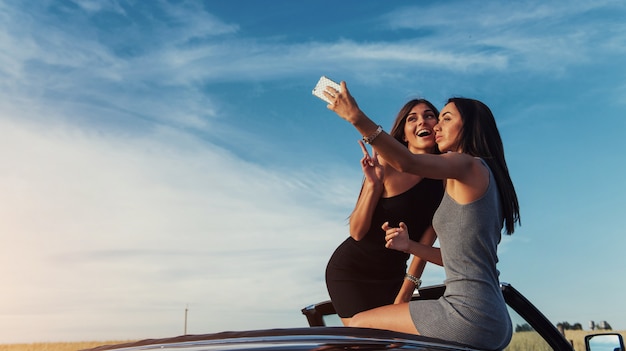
[504,330,626,351]
[0,340,135,351]
[1,330,624,351]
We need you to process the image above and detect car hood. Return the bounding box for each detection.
[82,327,481,351]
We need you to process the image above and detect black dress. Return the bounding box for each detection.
[325,178,443,318]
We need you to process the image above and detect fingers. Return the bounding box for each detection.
[385,230,402,251]
[385,231,399,242]
[382,221,409,252]
[324,81,351,112]
[323,85,340,102]
[340,81,348,93]
[323,91,335,110]
[371,150,380,167]
[381,221,390,231]
[358,140,376,167]
[358,140,369,157]
[324,82,346,95]
[323,89,336,110]
[323,81,347,101]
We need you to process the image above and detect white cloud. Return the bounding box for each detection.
[378,0,626,74]
[0,107,349,342]
[70,0,127,15]
[1,0,624,342]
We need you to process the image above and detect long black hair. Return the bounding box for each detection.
[389,99,439,153]
[448,97,520,234]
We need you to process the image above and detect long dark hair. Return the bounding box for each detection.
[448,97,521,234]
[389,99,439,153]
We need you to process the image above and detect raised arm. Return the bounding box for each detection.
[326,82,488,203]
[348,141,384,240]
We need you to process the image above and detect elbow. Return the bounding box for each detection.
[349,222,368,241]
[350,231,365,241]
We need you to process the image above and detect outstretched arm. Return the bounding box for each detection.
[326,82,476,182]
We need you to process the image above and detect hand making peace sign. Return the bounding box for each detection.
[358,140,383,187]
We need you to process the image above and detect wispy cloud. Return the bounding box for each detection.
[0,105,350,340]
[1,0,625,342]
[379,0,626,73]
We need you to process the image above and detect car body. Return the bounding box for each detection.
[85,282,624,351]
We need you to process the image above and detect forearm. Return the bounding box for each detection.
[349,182,383,241]
[395,256,425,303]
[395,227,437,303]
[395,278,419,304]
[407,241,443,266]
[349,113,428,177]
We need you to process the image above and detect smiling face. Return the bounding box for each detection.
[434,102,464,153]
[403,103,438,154]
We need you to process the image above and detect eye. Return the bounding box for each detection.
[406,115,417,122]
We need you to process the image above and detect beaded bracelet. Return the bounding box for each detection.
[362,125,383,144]
[405,273,422,288]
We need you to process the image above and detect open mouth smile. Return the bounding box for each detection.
[417,129,432,137]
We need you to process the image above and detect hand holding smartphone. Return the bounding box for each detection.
[312,76,341,104]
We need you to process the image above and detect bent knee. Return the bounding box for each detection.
[348,312,372,328]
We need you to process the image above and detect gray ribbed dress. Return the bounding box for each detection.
[409,160,512,350]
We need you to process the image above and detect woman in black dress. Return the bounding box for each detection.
[325,99,443,326]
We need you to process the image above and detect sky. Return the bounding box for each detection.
[1,0,625,344]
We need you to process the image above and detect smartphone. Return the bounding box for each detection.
[312,76,341,104]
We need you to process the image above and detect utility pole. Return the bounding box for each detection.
[184,305,188,335]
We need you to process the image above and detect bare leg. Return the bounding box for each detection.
[340,317,351,326]
[349,303,420,335]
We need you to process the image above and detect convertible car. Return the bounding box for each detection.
[85,282,623,351]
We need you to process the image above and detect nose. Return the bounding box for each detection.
[434,122,441,132]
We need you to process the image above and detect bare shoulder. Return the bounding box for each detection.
[379,155,424,197]
[444,156,490,204]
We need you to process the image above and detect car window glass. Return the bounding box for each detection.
[505,306,554,351]
[323,314,342,327]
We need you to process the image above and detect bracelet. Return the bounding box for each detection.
[362,125,383,144]
[405,273,422,289]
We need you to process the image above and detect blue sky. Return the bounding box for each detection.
[1,0,625,344]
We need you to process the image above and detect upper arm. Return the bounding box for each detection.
[368,133,488,200]
[399,153,489,204]
[398,152,476,181]
[418,226,437,246]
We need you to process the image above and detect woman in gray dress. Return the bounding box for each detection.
[323,82,520,350]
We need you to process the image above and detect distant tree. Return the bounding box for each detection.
[556,322,582,330]
[556,322,570,330]
[598,321,612,330]
[515,323,533,332]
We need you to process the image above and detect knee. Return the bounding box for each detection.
[348,312,370,328]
